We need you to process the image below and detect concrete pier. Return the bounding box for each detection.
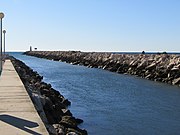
[0,60,48,135]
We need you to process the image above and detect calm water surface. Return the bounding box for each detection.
[9,52,180,135]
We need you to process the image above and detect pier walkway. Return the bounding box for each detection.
[0,60,48,135]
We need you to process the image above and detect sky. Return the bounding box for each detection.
[0,0,180,52]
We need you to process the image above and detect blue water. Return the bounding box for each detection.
[9,52,180,135]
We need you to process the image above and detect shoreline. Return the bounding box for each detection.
[24,51,180,86]
[10,56,87,135]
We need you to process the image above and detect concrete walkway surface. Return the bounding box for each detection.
[0,60,49,135]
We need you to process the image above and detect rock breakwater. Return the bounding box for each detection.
[24,51,180,86]
[10,56,87,135]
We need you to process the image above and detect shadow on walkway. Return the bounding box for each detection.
[0,114,42,135]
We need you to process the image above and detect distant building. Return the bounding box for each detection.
[34,48,37,51]
[30,46,32,51]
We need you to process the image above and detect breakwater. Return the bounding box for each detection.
[24,51,180,86]
[10,56,87,135]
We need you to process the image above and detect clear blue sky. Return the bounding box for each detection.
[1,0,180,52]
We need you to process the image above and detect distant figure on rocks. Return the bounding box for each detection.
[142,51,145,54]
[157,51,167,55]
[162,51,167,54]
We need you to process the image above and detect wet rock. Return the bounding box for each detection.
[53,124,65,135]
[63,99,71,106]
[137,60,147,69]
[66,128,88,135]
[60,116,78,128]
[146,63,156,70]
[75,118,83,124]
[172,77,180,85]
[66,132,78,135]
[171,67,179,71]
[47,125,58,135]
[62,109,73,116]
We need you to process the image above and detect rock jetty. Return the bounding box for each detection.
[10,56,87,135]
[24,51,180,86]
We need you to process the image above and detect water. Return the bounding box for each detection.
[9,52,180,135]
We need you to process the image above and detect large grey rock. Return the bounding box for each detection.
[172,77,180,85]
